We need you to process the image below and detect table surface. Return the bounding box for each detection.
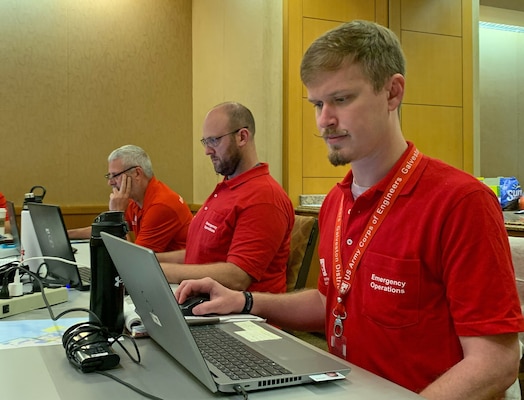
[0,243,422,400]
[505,211,524,235]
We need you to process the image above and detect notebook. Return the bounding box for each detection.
[101,232,351,394]
[0,201,22,265]
[27,203,90,291]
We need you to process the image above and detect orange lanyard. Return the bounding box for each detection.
[331,147,421,337]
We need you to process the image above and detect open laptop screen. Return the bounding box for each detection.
[27,203,81,288]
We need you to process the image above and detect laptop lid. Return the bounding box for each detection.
[101,232,351,394]
[27,203,89,290]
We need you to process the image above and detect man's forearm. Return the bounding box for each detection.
[251,289,326,332]
[156,249,186,263]
[67,226,92,240]
[420,362,512,400]
[419,334,520,400]
[161,262,252,291]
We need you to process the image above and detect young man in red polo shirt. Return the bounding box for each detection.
[174,21,524,398]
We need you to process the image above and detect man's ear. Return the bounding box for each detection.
[386,73,405,111]
[238,127,250,145]
[133,166,143,179]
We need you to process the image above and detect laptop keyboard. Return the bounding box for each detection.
[78,266,91,285]
[190,324,291,380]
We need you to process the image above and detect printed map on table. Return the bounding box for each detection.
[0,318,84,349]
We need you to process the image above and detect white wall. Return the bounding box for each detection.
[479,6,524,184]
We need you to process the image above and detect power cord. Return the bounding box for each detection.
[0,274,11,299]
[3,262,166,400]
[94,370,164,400]
[22,255,88,289]
[234,384,249,399]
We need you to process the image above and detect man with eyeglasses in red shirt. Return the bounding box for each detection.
[68,145,193,253]
[156,102,294,294]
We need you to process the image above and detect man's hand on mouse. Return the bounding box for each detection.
[175,277,247,316]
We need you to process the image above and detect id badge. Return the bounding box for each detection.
[330,334,347,358]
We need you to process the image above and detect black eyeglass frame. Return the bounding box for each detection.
[200,126,248,148]
[104,166,139,180]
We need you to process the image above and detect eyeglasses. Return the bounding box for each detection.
[200,126,247,148]
[104,166,138,180]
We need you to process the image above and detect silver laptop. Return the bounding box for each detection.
[101,232,351,394]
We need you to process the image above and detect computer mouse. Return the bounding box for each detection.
[179,294,210,316]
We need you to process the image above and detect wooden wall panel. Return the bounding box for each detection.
[284,0,387,205]
[303,178,344,195]
[283,0,304,206]
[402,105,464,169]
[401,0,462,36]
[303,0,375,21]
[402,31,463,107]
[302,18,343,98]
[390,0,474,172]
[284,0,475,206]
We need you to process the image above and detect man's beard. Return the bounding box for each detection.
[214,147,242,177]
[322,129,351,166]
[328,147,350,166]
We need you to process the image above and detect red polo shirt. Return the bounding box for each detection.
[318,143,524,393]
[185,163,294,293]
[125,177,193,252]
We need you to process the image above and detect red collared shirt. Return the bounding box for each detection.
[318,143,524,392]
[185,163,294,293]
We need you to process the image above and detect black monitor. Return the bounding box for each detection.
[27,203,82,289]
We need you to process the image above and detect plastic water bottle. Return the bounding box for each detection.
[89,211,128,334]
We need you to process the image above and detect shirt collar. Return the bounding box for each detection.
[220,163,269,189]
[337,142,426,198]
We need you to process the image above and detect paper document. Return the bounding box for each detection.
[123,295,265,337]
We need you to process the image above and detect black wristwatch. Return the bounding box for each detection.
[241,291,253,314]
